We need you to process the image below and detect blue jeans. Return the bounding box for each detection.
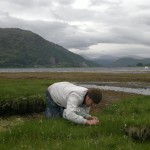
[45,90,64,118]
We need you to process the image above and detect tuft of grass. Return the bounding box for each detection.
[0,79,55,115]
[0,95,45,115]
[0,96,150,150]
[125,125,150,142]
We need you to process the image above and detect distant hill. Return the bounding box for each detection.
[91,55,150,67]
[0,28,98,68]
[112,57,150,67]
[91,55,119,66]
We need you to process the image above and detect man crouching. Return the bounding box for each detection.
[45,82,102,125]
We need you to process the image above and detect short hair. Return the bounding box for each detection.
[87,88,102,104]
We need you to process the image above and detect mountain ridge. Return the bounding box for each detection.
[0,28,98,68]
[90,55,150,67]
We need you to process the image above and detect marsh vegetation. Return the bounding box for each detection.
[0,72,150,149]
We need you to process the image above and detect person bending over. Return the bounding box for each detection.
[45,82,102,125]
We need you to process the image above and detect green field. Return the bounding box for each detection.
[0,96,150,150]
[0,72,150,149]
[0,79,54,115]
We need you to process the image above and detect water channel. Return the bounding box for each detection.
[79,83,150,96]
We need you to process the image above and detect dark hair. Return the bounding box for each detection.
[87,88,102,104]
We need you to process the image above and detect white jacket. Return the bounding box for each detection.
[48,82,91,124]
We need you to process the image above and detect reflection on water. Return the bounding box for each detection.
[79,84,150,96]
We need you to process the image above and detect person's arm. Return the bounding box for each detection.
[79,107,100,125]
[63,93,87,124]
[76,107,91,119]
[63,93,99,125]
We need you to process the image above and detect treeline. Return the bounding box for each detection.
[136,63,150,67]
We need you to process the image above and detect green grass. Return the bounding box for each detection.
[0,79,57,115]
[0,96,150,150]
[0,79,55,98]
[0,74,150,149]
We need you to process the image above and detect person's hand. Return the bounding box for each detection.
[86,116,99,121]
[91,116,99,121]
[86,118,99,125]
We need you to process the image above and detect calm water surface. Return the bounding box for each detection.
[79,84,150,96]
[0,67,149,73]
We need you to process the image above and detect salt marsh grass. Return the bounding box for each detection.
[0,72,150,149]
[0,96,150,150]
[0,79,54,115]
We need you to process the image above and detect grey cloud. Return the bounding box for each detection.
[51,6,99,22]
[0,11,10,17]
[137,4,150,10]
[89,0,122,6]
[103,27,150,46]
[0,0,80,22]
[0,14,91,48]
[0,0,150,58]
[0,0,124,23]
[135,13,150,27]
[56,0,75,5]
[1,13,150,50]
[0,0,73,10]
[0,0,51,7]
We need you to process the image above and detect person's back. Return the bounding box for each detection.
[48,82,88,107]
[45,82,102,125]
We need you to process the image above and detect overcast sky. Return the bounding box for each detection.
[0,0,150,59]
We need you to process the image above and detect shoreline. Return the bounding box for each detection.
[0,72,150,83]
[0,67,149,74]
